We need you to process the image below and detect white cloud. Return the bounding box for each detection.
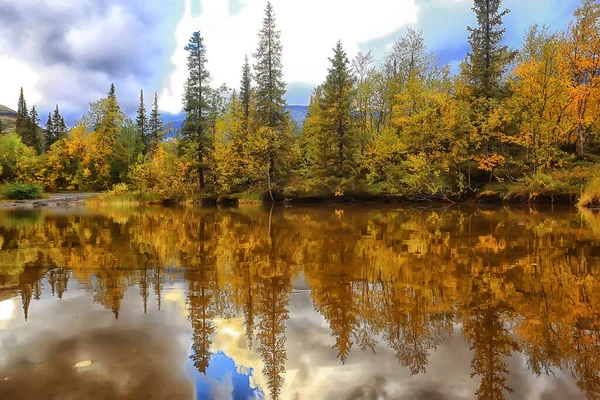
[160,0,420,112]
[0,56,42,110]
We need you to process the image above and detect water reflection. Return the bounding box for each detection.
[1,205,600,399]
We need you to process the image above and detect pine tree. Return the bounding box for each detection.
[254,3,287,129]
[15,88,34,147]
[102,83,122,145]
[240,55,252,132]
[463,0,514,99]
[45,112,54,146]
[52,105,67,143]
[136,90,148,151]
[108,83,116,100]
[28,106,42,153]
[322,41,355,176]
[183,31,212,190]
[252,2,289,200]
[17,87,28,118]
[149,92,162,147]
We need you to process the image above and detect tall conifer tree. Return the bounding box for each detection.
[463,0,514,99]
[45,112,55,147]
[15,88,34,147]
[240,55,252,132]
[17,88,28,118]
[28,106,42,153]
[52,105,67,143]
[183,31,211,190]
[149,92,162,147]
[322,41,355,175]
[252,2,289,199]
[136,90,148,150]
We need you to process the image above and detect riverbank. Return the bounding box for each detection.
[0,188,588,210]
[0,193,96,209]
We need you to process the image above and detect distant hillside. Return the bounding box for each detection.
[287,105,308,125]
[162,105,308,139]
[0,104,17,131]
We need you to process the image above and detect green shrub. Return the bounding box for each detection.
[3,182,43,200]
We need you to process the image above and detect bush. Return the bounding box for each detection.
[2,182,43,200]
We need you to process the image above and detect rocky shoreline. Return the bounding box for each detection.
[0,195,89,209]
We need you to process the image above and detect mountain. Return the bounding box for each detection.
[287,105,309,125]
[161,105,309,138]
[0,104,17,131]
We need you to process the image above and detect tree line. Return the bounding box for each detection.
[2,0,600,202]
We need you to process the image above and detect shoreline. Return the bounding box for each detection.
[0,191,585,210]
[0,194,91,209]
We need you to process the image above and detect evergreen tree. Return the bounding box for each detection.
[254,3,287,129]
[17,87,28,118]
[321,41,355,176]
[252,2,290,200]
[240,55,252,132]
[182,31,211,190]
[45,112,54,146]
[136,90,148,151]
[102,83,122,145]
[108,83,116,100]
[0,119,4,135]
[149,92,162,147]
[463,0,514,99]
[28,106,42,153]
[15,88,34,147]
[52,105,67,143]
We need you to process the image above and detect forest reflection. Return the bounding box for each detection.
[1,205,600,399]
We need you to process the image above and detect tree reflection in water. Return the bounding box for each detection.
[2,205,600,399]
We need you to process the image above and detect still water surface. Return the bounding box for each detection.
[1,205,600,400]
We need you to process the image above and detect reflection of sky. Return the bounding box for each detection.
[0,275,589,400]
[188,350,264,400]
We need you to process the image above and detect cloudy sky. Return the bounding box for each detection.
[0,0,582,123]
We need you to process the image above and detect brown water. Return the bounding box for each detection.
[0,204,600,400]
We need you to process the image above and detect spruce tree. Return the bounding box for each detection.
[15,89,38,150]
[45,112,55,147]
[240,55,252,132]
[28,106,42,153]
[52,105,67,142]
[17,87,28,118]
[102,83,122,145]
[182,31,211,190]
[463,0,514,99]
[252,2,289,199]
[149,92,162,147]
[136,90,148,151]
[254,2,287,129]
[322,41,355,176]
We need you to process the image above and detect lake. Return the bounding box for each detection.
[0,204,599,400]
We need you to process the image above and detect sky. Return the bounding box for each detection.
[0,0,583,124]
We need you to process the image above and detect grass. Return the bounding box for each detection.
[578,178,600,210]
[87,192,164,207]
[230,191,265,206]
[0,182,44,200]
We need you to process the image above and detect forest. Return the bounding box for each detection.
[2,0,600,206]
